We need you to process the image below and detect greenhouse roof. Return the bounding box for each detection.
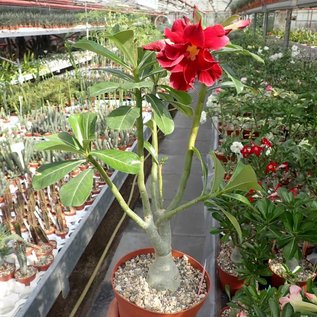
[0,0,232,14]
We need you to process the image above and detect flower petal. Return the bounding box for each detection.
[143,40,166,52]
[279,295,290,309]
[157,52,184,69]
[170,72,192,91]
[183,22,205,47]
[164,43,186,60]
[164,19,187,44]
[204,24,229,50]
[198,64,222,87]
[184,62,197,84]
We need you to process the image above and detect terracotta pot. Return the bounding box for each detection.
[112,248,210,317]
[217,263,244,295]
[55,228,69,239]
[0,262,15,282]
[15,266,37,286]
[219,306,231,317]
[34,254,54,272]
[107,298,120,317]
[35,243,53,257]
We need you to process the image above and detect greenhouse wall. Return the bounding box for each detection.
[273,9,317,31]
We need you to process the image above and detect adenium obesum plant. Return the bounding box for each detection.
[32,10,259,292]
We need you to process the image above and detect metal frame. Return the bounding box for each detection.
[0,25,104,39]
[15,128,151,317]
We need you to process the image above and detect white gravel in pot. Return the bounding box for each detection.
[113,253,208,313]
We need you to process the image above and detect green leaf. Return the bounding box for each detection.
[160,85,192,106]
[35,132,82,153]
[158,93,193,117]
[89,82,121,96]
[60,169,94,206]
[91,149,140,174]
[146,94,174,135]
[222,209,243,243]
[219,43,265,64]
[222,64,245,94]
[210,151,225,193]
[106,106,140,130]
[89,81,153,96]
[224,161,261,193]
[73,39,130,69]
[68,113,97,148]
[283,239,298,260]
[144,141,159,165]
[107,30,137,68]
[92,67,134,81]
[32,160,85,190]
[282,303,294,317]
[192,146,208,194]
[269,298,280,317]
[223,193,257,211]
[221,15,240,27]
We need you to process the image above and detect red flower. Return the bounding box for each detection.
[265,161,278,174]
[143,15,229,91]
[289,187,298,198]
[250,143,263,157]
[278,162,289,172]
[241,145,252,158]
[261,137,272,148]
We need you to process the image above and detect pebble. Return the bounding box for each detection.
[113,253,208,313]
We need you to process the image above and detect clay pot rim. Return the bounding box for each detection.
[111,247,211,316]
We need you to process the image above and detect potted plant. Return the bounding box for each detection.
[32,9,260,317]
[268,188,317,287]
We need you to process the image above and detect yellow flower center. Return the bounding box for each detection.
[186,44,200,61]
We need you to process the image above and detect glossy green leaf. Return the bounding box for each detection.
[68,113,97,147]
[92,67,134,81]
[144,141,159,165]
[282,303,294,317]
[269,298,280,317]
[219,43,265,64]
[224,161,261,193]
[283,239,297,260]
[32,159,85,190]
[89,81,153,96]
[158,93,193,117]
[222,64,244,94]
[91,149,140,174]
[73,39,130,69]
[210,152,225,193]
[146,94,174,135]
[106,106,140,130]
[222,209,243,243]
[159,85,192,106]
[107,30,137,67]
[35,132,81,153]
[89,82,121,96]
[192,146,208,194]
[221,15,240,27]
[223,193,257,211]
[60,169,94,206]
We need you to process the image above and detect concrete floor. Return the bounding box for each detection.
[84,88,221,317]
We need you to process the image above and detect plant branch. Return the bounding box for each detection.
[158,191,218,225]
[167,84,208,211]
[89,156,147,229]
[135,88,152,219]
[151,121,159,215]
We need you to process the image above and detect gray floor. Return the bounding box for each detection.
[85,88,221,317]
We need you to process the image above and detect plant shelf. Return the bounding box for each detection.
[13,128,151,317]
[0,25,105,39]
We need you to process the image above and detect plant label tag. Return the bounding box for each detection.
[10,142,24,153]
